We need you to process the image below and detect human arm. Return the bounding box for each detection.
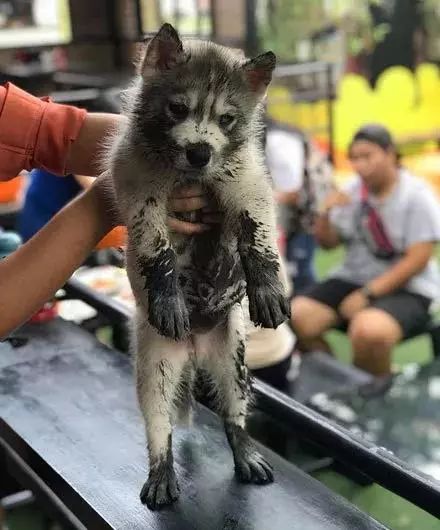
[339,242,435,318]
[275,190,299,206]
[74,174,95,189]
[313,191,351,249]
[0,82,120,180]
[65,113,121,176]
[0,179,113,338]
[367,242,435,297]
[368,185,440,297]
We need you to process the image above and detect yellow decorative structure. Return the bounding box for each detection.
[267,63,440,177]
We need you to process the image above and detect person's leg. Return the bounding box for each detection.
[349,308,402,376]
[291,279,359,352]
[291,296,338,352]
[349,291,431,376]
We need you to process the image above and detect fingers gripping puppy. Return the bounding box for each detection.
[107,23,290,510]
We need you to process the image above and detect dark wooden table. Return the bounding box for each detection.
[0,319,386,530]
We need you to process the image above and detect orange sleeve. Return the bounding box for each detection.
[0,82,87,181]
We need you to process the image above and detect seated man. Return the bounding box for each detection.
[292,124,440,377]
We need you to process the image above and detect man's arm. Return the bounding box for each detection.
[314,212,341,249]
[275,190,299,206]
[313,190,351,249]
[368,185,440,297]
[339,241,435,320]
[368,242,434,297]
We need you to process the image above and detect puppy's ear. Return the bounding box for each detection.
[140,23,186,79]
[242,51,276,98]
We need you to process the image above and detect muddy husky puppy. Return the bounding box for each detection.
[108,23,290,509]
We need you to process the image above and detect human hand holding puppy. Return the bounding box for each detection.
[98,174,219,236]
[167,184,221,234]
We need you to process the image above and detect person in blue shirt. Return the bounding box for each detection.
[15,169,93,322]
[19,169,93,242]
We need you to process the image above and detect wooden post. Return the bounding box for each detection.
[211,0,246,49]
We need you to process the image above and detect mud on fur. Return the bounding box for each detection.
[106,23,290,510]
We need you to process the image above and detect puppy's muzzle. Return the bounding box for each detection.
[186,143,211,169]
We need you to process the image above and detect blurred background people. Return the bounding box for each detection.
[265,118,333,295]
[291,125,440,378]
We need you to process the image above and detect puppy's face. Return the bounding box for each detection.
[132,24,276,176]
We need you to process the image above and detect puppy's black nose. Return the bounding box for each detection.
[186,143,211,168]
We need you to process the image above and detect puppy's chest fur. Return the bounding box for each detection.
[153,219,246,331]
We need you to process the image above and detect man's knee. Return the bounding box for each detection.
[349,309,402,351]
[291,296,335,340]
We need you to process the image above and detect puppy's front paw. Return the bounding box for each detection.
[247,284,290,329]
[149,291,190,340]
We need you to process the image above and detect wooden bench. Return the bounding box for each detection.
[0,318,387,530]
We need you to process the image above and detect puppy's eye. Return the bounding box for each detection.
[219,114,235,127]
[168,102,189,119]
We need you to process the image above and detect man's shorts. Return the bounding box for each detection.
[303,278,431,339]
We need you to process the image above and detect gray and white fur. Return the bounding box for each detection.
[107,23,290,510]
